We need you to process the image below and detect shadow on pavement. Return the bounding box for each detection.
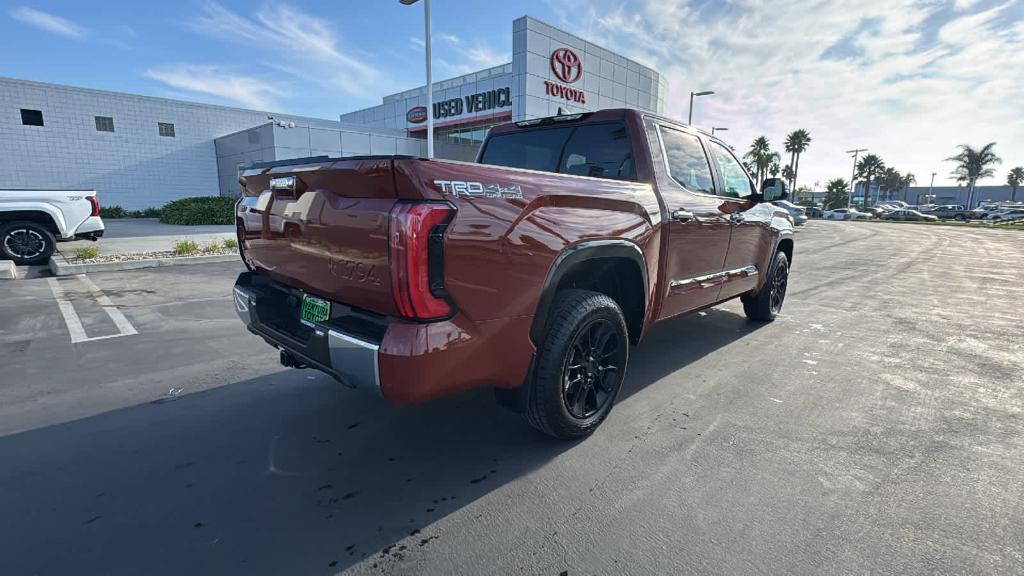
[0,307,761,575]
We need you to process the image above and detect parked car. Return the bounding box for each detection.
[930,205,973,220]
[805,206,823,218]
[772,200,808,225]
[0,189,104,264]
[231,108,797,439]
[989,209,1024,221]
[881,209,939,222]
[824,208,872,220]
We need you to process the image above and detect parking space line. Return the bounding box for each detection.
[47,277,89,344]
[47,275,138,344]
[76,275,138,337]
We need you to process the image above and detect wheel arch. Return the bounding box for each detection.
[529,240,649,346]
[0,209,63,237]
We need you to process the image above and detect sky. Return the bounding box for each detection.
[1,0,1022,188]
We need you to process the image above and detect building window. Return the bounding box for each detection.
[95,116,115,132]
[20,109,44,126]
[158,122,175,137]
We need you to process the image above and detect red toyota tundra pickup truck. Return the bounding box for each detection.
[232,109,794,439]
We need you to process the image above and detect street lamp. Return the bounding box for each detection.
[402,0,433,159]
[928,172,936,206]
[846,148,867,209]
[711,127,728,136]
[688,90,714,125]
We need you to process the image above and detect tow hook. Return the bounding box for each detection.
[279,350,307,369]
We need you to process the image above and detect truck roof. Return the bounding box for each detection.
[488,108,723,143]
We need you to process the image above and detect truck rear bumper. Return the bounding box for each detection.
[233,273,382,395]
[232,272,536,405]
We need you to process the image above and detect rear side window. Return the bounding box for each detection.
[659,126,714,194]
[480,122,635,181]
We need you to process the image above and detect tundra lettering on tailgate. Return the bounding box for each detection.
[329,257,382,285]
[433,180,523,199]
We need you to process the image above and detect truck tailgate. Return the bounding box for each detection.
[239,157,413,317]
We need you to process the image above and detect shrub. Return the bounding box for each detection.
[139,207,163,218]
[173,239,199,256]
[222,237,238,249]
[99,205,127,219]
[202,240,221,253]
[74,246,100,260]
[159,196,236,225]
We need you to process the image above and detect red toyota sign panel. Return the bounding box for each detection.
[550,47,582,84]
[406,106,428,124]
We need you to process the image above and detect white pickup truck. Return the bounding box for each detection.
[0,189,104,264]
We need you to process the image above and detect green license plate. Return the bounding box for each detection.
[300,294,330,327]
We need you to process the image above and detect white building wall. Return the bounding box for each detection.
[0,77,337,209]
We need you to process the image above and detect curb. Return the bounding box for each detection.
[0,260,16,280]
[49,253,240,276]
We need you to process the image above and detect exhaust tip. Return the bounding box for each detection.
[279,350,307,369]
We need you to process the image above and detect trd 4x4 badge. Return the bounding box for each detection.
[433,180,523,199]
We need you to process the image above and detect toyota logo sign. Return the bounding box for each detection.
[550,48,582,84]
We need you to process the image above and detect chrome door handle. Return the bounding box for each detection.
[729,212,745,223]
[672,209,695,222]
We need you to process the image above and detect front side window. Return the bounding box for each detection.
[659,126,714,194]
[709,141,756,199]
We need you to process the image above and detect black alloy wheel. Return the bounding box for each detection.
[769,258,789,314]
[0,221,56,265]
[562,318,625,419]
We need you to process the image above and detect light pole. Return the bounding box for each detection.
[402,0,433,159]
[688,91,714,125]
[928,172,936,206]
[846,148,867,209]
[711,127,728,136]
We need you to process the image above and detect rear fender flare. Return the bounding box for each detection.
[528,239,648,345]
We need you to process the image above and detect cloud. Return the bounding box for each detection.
[437,42,508,77]
[9,6,87,39]
[186,2,381,100]
[548,0,1024,188]
[145,65,285,110]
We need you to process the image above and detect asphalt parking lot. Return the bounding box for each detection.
[1,221,1022,575]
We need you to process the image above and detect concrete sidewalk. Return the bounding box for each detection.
[59,218,235,256]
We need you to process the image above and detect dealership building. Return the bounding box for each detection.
[0,16,668,209]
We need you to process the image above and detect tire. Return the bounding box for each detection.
[741,251,789,322]
[0,221,56,265]
[526,289,629,440]
[954,214,966,221]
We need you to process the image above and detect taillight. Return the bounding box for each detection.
[87,195,100,217]
[389,202,455,320]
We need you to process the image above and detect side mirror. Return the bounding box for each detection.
[761,178,789,202]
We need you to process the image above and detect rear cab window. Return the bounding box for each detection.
[480,122,635,181]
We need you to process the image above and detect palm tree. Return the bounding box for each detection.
[823,178,849,210]
[945,143,1001,209]
[854,154,886,209]
[1007,167,1024,202]
[744,136,772,184]
[769,160,780,177]
[784,129,812,191]
[899,172,916,202]
[781,165,795,187]
[879,167,901,202]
